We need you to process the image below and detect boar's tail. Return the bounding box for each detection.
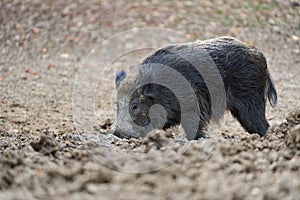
[267,72,277,108]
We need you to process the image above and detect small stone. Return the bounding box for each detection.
[14,24,22,30]
[268,19,276,25]
[291,35,299,41]
[60,53,69,59]
[30,27,39,34]
[272,26,280,33]
[251,187,261,195]
[12,129,19,133]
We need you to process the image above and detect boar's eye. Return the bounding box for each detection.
[131,103,139,111]
[142,84,156,101]
[145,93,155,101]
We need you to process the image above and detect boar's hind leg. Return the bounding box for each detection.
[228,96,269,136]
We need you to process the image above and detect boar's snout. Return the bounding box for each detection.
[113,125,139,139]
[113,127,127,139]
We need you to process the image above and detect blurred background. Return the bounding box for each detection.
[1,0,299,59]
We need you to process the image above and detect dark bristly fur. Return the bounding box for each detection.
[113,37,277,140]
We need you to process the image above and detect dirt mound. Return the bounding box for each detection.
[1,110,299,199]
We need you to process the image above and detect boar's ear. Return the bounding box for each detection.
[115,70,126,88]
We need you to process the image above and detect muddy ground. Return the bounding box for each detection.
[0,0,300,199]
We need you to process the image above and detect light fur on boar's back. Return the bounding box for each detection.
[113,36,277,140]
